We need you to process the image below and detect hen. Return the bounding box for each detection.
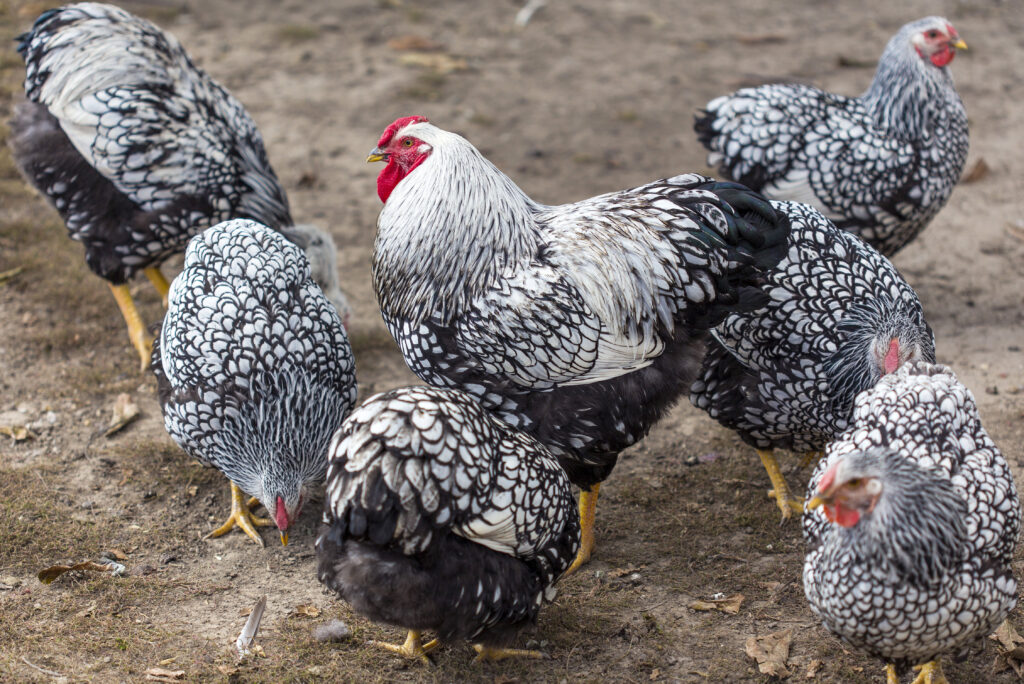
[690,201,934,518]
[316,385,579,662]
[804,362,1019,683]
[153,220,356,546]
[368,116,791,571]
[9,3,346,368]
[696,17,968,256]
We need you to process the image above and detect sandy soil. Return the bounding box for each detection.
[1,0,1023,682]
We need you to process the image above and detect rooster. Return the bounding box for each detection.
[804,362,1019,683]
[368,115,791,571]
[317,385,579,662]
[690,201,934,519]
[153,220,356,546]
[696,17,968,256]
[9,3,347,369]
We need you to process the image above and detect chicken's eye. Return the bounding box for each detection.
[402,139,415,147]
[926,30,939,39]
[846,478,862,488]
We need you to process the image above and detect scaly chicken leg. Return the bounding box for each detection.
[910,661,948,684]
[564,483,599,575]
[144,266,171,307]
[757,449,804,520]
[370,629,439,665]
[205,481,274,547]
[108,283,153,371]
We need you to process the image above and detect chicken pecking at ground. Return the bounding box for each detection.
[695,17,968,257]
[8,3,348,369]
[804,362,1019,684]
[367,115,791,572]
[690,200,934,519]
[316,385,579,663]
[153,220,356,546]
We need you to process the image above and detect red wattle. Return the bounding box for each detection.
[823,502,861,528]
[931,47,955,67]
[274,496,290,531]
[377,159,404,202]
[883,339,900,374]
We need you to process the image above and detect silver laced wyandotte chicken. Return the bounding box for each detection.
[152,220,356,547]
[695,17,968,257]
[316,385,579,663]
[9,3,347,368]
[803,362,1020,684]
[367,116,791,572]
[690,201,935,519]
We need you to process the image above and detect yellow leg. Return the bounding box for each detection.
[564,484,599,576]
[473,644,547,662]
[144,267,171,308]
[799,451,824,468]
[108,283,153,371]
[369,629,439,665]
[756,449,804,520]
[204,481,273,547]
[910,661,948,684]
[886,663,900,684]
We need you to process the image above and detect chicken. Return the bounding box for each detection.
[690,201,934,519]
[316,385,579,663]
[152,219,356,546]
[368,115,791,571]
[278,224,352,328]
[803,362,1020,683]
[8,3,347,368]
[695,17,968,257]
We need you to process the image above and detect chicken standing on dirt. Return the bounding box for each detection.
[696,17,968,256]
[690,201,934,519]
[804,362,1019,684]
[368,116,791,572]
[316,386,579,663]
[8,3,347,369]
[153,220,356,546]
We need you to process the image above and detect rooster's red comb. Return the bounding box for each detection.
[378,115,429,146]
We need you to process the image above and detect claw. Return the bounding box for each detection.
[757,449,804,520]
[205,481,273,546]
[910,660,948,684]
[370,630,438,665]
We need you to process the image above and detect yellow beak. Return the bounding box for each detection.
[367,147,387,163]
[951,38,968,50]
[807,495,826,510]
[280,531,289,546]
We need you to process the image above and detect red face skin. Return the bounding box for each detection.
[883,338,900,375]
[816,461,880,528]
[915,24,963,68]
[372,115,432,202]
[273,493,304,532]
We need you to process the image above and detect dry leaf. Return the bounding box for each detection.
[1004,222,1024,243]
[745,628,792,678]
[387,35,443,51]
[144,667,185,682]
[735,33,788,45]
[649,668,661,680]
[0,266,24,286]
[837,55,875,68]
[105,549,128,561]
[398,52,467,75]
[960,158,990,184]
[217,665,240,676]
[689,593,744,614]
[290,604,321,618]
[609,564,647,578]
[0,425,33,442]
[187,485,199,498]
[38,560,126,584]
[991,620,1024,651]
[990,620,1024,677]
[105,393,140,437]
[805,658,823,678]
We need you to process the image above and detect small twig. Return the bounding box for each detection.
[21,656,63,678]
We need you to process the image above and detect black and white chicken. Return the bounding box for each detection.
[690,200,934,519]
[153,220,356,546]
[696,17,968,256]
[9,3,347,368]
[367,115,791,571]
[316,385,579,662]
[804,362,1019,684]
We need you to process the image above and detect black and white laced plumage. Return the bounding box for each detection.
[368,116,791,570]
[696,17,968,257]
[316,385,579,662]
[690,201,934,517]
[8,3,347,366]
[153,220,356,547]
[803,362,1020,682]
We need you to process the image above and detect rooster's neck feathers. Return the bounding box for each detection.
[374,124,541,324]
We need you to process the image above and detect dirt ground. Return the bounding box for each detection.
[1,0,1023,681]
